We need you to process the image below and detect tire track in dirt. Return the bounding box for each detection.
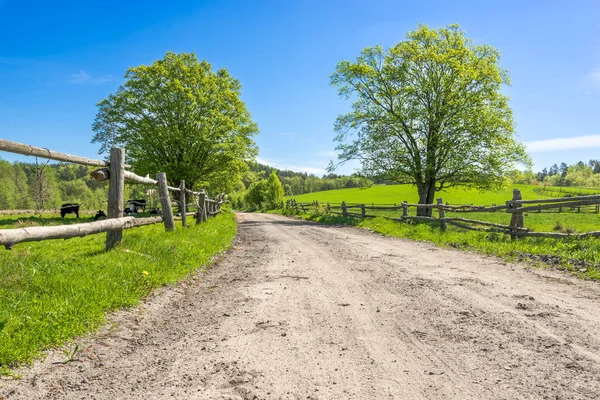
[2,212,600,399]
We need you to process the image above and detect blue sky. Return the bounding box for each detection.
[1,0,599,175]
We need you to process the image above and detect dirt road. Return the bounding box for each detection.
[2,212,600,399]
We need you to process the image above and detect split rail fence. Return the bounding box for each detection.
[0,138,223,250]
[287,188,600,239]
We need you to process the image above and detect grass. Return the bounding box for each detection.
[286,184,600,233]
[0,210,236,374]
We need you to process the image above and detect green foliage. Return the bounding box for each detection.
[0,211,236,370]
[92,52,258,193]
[265,171,284,209]
[330,24,530,212]
[244,180,267,210]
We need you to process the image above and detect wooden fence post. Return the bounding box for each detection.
[509,188,524,239]
[437,198,447,232]
[402,201,408,218]
[361,204,366,219]
[327,202,330,213]
[157,172,175,231]
[180,180,187,227]
[198,190,207,223]
[341,201,347,217]
[106,147,125,250]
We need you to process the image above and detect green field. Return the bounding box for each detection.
[287,184,600,233]
[0,211,236,374]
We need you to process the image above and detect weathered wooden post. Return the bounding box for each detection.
[361,204,366,219]
[180,180,187,227]
[402,201,408,218]
[106,147,125,250]
[509,188,524,240]
[197,190,207,223]
[437,198,446,232]
[341,201,347,217]
[327,202,331,213]
[157,172,175,231]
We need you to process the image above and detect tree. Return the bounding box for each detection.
[330,24,529,215]
[92,52,258,194]
[245,180,268,210]
[265,171,284,209]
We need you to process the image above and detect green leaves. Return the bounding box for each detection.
[92,52,258,193]
[330,24,530,206]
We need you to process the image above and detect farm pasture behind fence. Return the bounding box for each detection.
[286,188,600,239]
[0,138,223,250]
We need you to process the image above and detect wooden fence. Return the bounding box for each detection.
[0,138,223,250]
[286,188,600,239]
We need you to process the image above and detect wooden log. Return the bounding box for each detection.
[157,172,175,231]
[90,168,110,182]
[0,216,163,249]
[124,171,157,185]
[437,198,446,232]
[506,199,600,213]
[442,217,528,231]
[0,138,127,167]
[507,194,600,206]
[106,148,125,250]
[180,180,187,227]
[509,189,524,240]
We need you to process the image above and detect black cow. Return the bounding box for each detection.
[94,210,107,221]
[126,199,147,213]
[60,203,80,218]
[148,208,162,215]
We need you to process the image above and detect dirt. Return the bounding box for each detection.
[2,212,600,399]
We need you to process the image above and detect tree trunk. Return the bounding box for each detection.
[417,182,436,217]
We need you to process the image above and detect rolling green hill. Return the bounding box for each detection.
[286,184,547,205]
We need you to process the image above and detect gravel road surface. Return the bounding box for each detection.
[2,212,600,399]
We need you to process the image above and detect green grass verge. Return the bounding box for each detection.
[271,209,600,282]
[0,211,236,374]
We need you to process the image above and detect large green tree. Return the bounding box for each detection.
[330,24,529,215]
[92,52,258,193]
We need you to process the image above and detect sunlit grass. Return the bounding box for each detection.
[0,211,236,373]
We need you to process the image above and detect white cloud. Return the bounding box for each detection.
[70,70,112,84]
[256,157,326,175]
[526,135,600,152]
[592,69,600,83]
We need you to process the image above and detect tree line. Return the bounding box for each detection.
[0,160,147,211]
[513,160,600,188]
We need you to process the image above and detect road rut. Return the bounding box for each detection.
[2,212,600,399]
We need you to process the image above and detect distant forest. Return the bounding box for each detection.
[2,158,600,211]
[244,163,371,196]
[0,159,148,211]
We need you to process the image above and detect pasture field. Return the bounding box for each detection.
[0,211,236,374]
[286,184,600,233]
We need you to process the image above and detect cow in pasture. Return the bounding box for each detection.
[148,208,162,215]
[94,210,107,221]
[60,203,80,218]
[126,199,147,213]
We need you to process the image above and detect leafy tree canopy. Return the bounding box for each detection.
[92,52,258,193]
[330,24,530,215]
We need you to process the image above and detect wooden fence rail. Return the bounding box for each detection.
[0,138,224,250]
[286,188,600,239]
